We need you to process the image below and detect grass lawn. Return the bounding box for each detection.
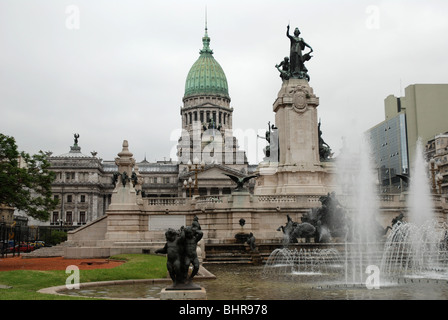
[0,254,167,300]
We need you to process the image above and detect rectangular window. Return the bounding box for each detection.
[65,172,75,180]
[52,212,59,224]
[67,195,73,203]
[79,211,86,224]
[80,195,86,203]
[66,211,72,223]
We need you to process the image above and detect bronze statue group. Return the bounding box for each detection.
[156,216,203,289]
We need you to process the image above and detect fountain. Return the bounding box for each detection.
[380,139,448,279]
[263,137,448,290]
[380,220,448,278]
[263,248,343,276]
[336,135,384,285]
[54,120,448,301]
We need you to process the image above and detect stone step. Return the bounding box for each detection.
[205,256,252,261]
[112,241,165,247]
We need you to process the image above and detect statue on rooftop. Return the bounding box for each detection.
[74,133,80,145]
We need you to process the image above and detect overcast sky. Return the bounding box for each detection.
[1,0,447,164]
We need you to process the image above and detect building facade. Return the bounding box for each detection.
[368,111,409,193]
[367,84,448,194]
[425,132,448,194]
[46,143,111,229]
[29,26,255,228]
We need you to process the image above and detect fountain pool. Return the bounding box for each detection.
[61,263,448,300]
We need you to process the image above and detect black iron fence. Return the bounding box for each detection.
[0,224,67,258]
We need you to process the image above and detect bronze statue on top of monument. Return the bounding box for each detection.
[276,25,313,81]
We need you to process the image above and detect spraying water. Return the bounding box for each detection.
[380,138,448,278]
[407,138,434,226]
[336,135,381,284]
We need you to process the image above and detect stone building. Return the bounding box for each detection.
[176,25,254,197]
[426,132,448,194]
[47,141,110,229]
[0,204,15,225]
[41,26,255,228]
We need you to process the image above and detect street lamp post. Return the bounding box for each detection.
[187,158,205,197]
[183,177,194,198]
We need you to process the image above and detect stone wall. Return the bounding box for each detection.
[64,191,448,259]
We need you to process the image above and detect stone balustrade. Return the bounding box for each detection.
[144,197,187,206]
[141,193,447,213]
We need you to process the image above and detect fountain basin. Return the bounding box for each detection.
[56,263,448,300]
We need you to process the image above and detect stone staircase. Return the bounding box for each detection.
[203,242,350,265]
[204,243,282,264]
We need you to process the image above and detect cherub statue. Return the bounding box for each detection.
[179,226,203,283]
[155,228,182,285]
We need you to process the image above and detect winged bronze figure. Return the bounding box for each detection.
[223,173,258,192]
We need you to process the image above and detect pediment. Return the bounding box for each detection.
[179,164,248,181]
[197,167,229,179]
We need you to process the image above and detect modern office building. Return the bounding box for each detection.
[367,84,448,194]
[368,109,409,193]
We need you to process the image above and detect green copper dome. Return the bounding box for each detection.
[184,28,230,100]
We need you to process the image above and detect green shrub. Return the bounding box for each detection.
[48,230,67,245]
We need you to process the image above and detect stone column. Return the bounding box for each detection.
[109,140,139,211]
[255,79,333,196]
[106,140,145,241]
[274,78,320,168]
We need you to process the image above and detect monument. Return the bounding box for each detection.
[62,23,435,265]
[105,140,144,242]
[255,25,336,196]
[156,217,207,300]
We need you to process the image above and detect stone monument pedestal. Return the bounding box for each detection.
[254,78,335,196]
[160,287,207,300]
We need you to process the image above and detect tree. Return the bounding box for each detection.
[0,133,58,221]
